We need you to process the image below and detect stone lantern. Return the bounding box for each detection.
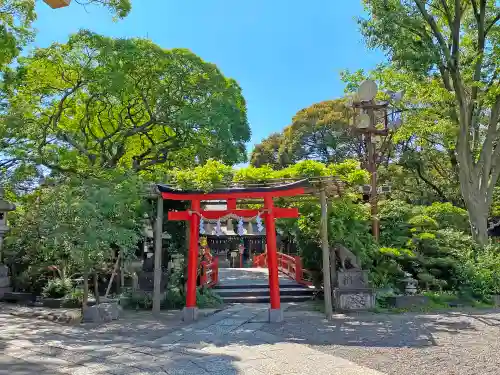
[43,0,71,9]
[403,272,418,295]
[0,188,15,264]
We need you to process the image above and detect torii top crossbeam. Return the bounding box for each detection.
[157,179,308,201]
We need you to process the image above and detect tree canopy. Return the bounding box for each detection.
[250,99,361,168]
[2,31,250,181]
[0,0,131,70]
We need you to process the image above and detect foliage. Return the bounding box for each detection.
[2,31,250,179]
[358,0,500,244]
[250,133,285,168]
[195,288,223,308]
[63,288,85,306]
[169,160,234,191]
[423,203,469,232]
[453,243,500,298]
[379,200,421,247]
[4,172,147,295]
[42,278,73,298]
[0,0,130,71]
[120,287,222,310]
[120,290,153,310]
[250,99,360,168]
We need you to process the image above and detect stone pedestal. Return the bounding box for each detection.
[334,270,375,311]
[0,264,11,299]
[335,289,375,311]
[268,308,284,323]
[182,307,198,322]
[82,302,122,323]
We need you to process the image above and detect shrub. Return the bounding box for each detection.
[423,202,469,232]
[454,244,500,299]
[196,288,223,308]
[42,278,73,298]
[63,288,85,307]
[120,290,153,309]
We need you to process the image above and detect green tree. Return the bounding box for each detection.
[2,31,250,178]
[250,99,361,168]
[342,67,463,206]
[0,0,131,70]
[359,0,500,244]
[5,172,147,302]
[250,133,285,168]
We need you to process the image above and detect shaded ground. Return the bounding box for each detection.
[261,303,500,375]
[0,303,382,375]
[2,301,499,375]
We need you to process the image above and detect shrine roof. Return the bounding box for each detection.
[157,179,310,200]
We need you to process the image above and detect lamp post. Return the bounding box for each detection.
[349,80,403,241]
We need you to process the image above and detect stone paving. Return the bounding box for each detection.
[261,304,500,375]
[0,304,384,375]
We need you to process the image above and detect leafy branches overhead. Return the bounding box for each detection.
[3,31,250,177]
[164,158,369,192]
[0,0,131,70]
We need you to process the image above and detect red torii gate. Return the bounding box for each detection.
[156,180,306,322]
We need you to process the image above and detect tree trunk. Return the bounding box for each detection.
[465,195,489,245]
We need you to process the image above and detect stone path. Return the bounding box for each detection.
[261,304,500,375]
[0,304,384,375]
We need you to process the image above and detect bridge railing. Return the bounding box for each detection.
[200,257,219,288]
[253,252,313,287]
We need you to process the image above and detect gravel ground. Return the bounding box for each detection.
[260,305,500,375]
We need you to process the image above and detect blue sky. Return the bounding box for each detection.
[34,0,383,151]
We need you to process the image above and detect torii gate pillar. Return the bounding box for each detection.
[183,200,200,322]
[264,195,283,322]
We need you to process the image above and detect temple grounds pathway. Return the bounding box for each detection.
[1,302,499,375]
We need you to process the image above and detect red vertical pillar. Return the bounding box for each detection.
[264,195,281,310]
[185,200,200,308]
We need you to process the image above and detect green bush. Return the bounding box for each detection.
[63,288,84,306]
[42,278,73,298]
[120,290,153,309]
[196,288,223,308]
[423,202,469,232]
[454,244,500,299]
[120,287,223,310]
[161,288,185,309]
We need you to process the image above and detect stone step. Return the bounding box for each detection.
[215,282,310,290]
[221,294,314,304]
[216,287,314,297]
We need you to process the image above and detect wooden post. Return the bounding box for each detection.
[320,186,333,320]
[93,272,100,305]
[152,195,164,314]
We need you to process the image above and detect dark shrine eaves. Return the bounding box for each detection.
[156,176,344,201]
[157,179,309,200]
